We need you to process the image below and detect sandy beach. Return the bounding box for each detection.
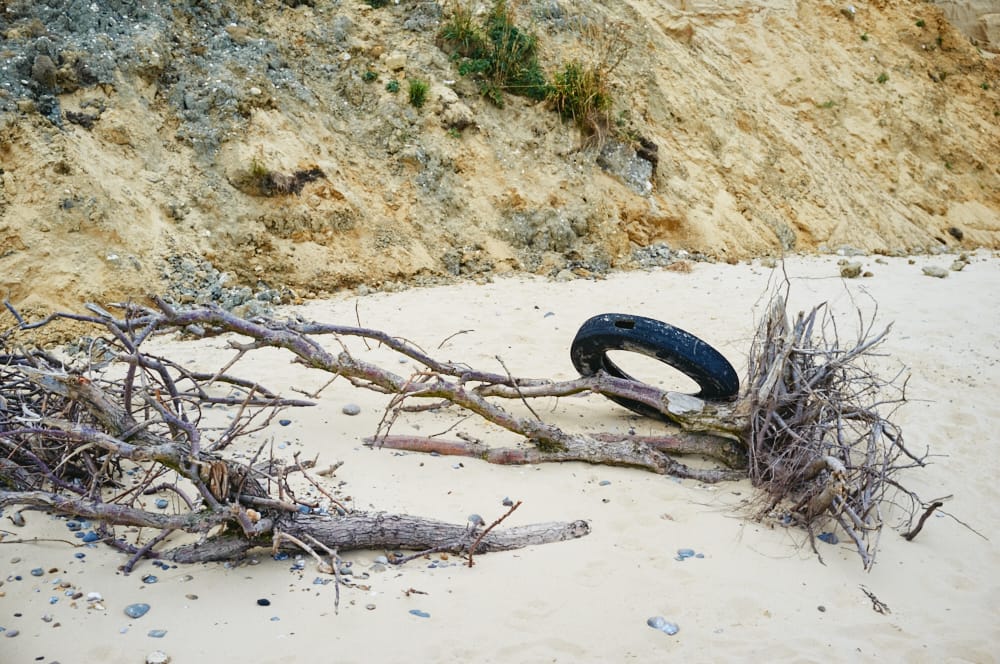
[2,253,999,663]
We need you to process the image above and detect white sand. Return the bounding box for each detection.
[3,253,999,663]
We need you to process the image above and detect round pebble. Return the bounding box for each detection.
[279,419,292,426]
[598,480,611,486]
[147,629,167,638]
[257,598,271,607]
[146,650,171,664]
[467,514,484,526]
[125,603,151,619]
[366,603,376,611]
[81,531,100,543]
[31,568,44,577]
[74,553,86,559]
[342,403,361,416]
[66,521,81,531]
[373,555,389,565]
[142,575,158,584]
[647,616,679,635]
[502,497,513,506]
[676,548,696,560]
[155,499,169,509]
[87,592,103,602]
[4,629,19,637]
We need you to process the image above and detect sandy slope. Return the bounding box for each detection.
[2,253,998,663]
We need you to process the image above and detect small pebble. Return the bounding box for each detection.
[41,614,53,623]
[467,514,484,526]
[31,568,44,577]
[146,650,171,664]
[297,505,311,514]
[279,419,292,426]
[676,548,696,560]
[257,598,271,606]
[270,616,280,622]
[185,594,198,600]
[409,609,430,618]
[74,552,86,559]
[155,499,169,509]
[366,603,376,611]
[49,597,58,605]
[4,629,19,637]
[66,521,81,531]
[818,605,827,612]
[273,552,289,561]
[82,531,99,543]
[87,592,103,602]
[142,575,158,584]
[598,480,611,486]
[125,603,151,619]
[502,497,513,507]
[373,555,389,565]
[147,629,167,638]
[342,404,361,416]
[647,616,679,635]
[817,532,839,545]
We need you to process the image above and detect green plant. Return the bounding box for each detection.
[876,72,889,84]
[860,32,869,41]
[818,100,836,109]
[916,19,926,28]
[362,70,377,83]
[980,82,989,90]
[447,127,461,139]
[408,78,429,108]
[438,0,548,107]
[548,60,612,132]
[385,79,400,93]
[365,0,389,7]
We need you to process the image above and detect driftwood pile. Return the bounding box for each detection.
[0,289,934,575]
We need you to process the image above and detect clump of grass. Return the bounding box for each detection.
[439,0,547,107]
[876,72,889,84]
[385,79,400,93]
[547,60,612,132]
[408,78,429,108]
[362,70,377,83]
[916,19,926,28]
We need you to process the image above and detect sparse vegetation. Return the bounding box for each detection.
[362,70,377,83]
[385,79,400,93]
[439,0,548,107]
[408,78,429,108]
[860,32,869,41]
[916,19,926,28]
[548,60,613,133]
[876,72,889,84]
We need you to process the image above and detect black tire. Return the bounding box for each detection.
[570,313,739,420]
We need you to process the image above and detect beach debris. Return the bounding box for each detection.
[922,265,949,278]
[817,532,839,545]
[839,261,862,278]
[125,603,151,619]
[859,586,891,614]
[146,651,171,664]
[646,616,679,635]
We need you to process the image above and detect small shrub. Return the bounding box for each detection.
[385,79,400,93]
[408,78,429,108]
[362,70,377,83]
[860,32,869,41]
[548,60,612,133]
[916,19,926,28]
[365,0,390,7]
[876,72,889,84]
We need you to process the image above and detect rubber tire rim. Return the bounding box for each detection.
[570,313,740,420]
